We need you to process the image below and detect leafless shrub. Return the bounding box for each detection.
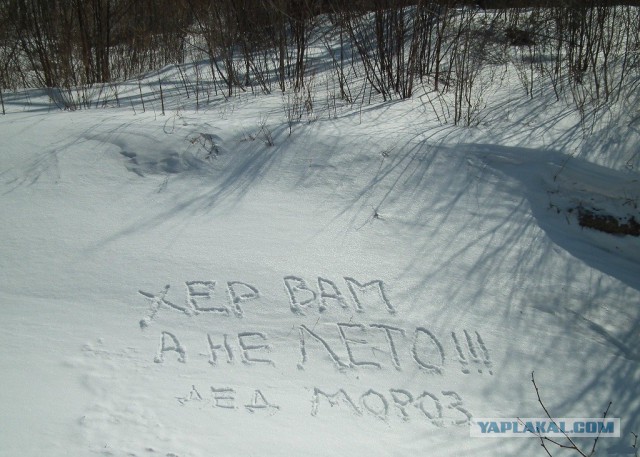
[529,372,615,457]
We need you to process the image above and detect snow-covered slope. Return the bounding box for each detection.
[1,85,639,457]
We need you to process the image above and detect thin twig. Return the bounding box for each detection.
[590,401,612,455]
[531,371,588,457]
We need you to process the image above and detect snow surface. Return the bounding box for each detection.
[1,71,640,457]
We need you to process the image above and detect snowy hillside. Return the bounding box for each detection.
[2,19,640,457]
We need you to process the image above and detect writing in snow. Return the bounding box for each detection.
[139,275,396,324]
[138,275,493,375]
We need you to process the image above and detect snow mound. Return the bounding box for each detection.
[469,143,640,290]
